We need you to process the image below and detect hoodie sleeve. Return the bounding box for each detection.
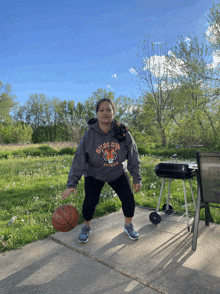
[126,131,142,185]
[66,134,87,189]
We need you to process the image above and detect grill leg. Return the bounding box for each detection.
[166,179,172,210]
[157,178,165,212]
[183,180,190,230]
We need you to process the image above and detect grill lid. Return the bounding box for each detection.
[154,154,197,179]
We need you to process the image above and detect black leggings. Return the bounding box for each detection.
[82,172,135,221]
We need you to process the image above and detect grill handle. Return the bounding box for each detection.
[172,154,178,163]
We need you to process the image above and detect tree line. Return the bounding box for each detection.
[0,3,220,149]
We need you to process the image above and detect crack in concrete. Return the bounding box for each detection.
[48,235,168,294]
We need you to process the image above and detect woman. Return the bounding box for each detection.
[60,98,142,243]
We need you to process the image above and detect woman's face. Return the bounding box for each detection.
[97,101,114,125]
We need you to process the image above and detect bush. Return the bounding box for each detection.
[37,145,57,156]
[1,142,219,161]
[58,147,77,155]
[0,151,10,159]
[0,122,33,144]
[0,145,58,159]
[9,147,41,158]
[209,134,220,150]
[137,145,211,160]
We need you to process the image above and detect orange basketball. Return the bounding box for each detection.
[52,204,79,232]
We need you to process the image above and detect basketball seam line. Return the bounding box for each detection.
[52,205,79,231]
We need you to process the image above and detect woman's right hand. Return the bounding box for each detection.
[60,188,77,200]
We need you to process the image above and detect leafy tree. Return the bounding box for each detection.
[62,89,122,143]
[60,88,142,144]
[60,100,87,144]
[132,35,178,146]
[0,122,33,144]
[50,97,62,141]
[205,2,220,55]
[85,88,116,119]
[167,35,217,83]
[86,88,140,127]
[0,81,18,123]
[17,94,61,143]
[20,94,46,129]
[166,36,220,147]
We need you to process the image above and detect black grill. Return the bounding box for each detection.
[154,153,197,180]
[149,154,197,229]
[154,162,196,180]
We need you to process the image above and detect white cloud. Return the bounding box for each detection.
[207,51,220,69]
[117,103,144,114]
[127,104,144,114]
[111,74,117,78]
[185,37,191,47]
[213,53,220,66]
[143,54,185,78]
[206,24,220,44]
[154,80,180,91]
[129,68,137,75]
[130,52,187,78]
[107,85,111,88]
[185,37,191,43]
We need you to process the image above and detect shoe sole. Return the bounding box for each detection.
[78,238,89,244]
[124,228,139,241]
[78,230,91,243]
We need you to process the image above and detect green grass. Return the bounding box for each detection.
[0,151,219,254]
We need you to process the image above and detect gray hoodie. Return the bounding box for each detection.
[66,118,142,189]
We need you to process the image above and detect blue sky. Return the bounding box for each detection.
[0,0,218,106]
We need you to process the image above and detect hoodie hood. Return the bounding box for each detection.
[87,117,114,135]
[87,118,128,142]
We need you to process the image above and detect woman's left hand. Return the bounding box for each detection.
[133,183,142,193]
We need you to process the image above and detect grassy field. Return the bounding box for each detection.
[0,146,219,254]
[0,141,78,151]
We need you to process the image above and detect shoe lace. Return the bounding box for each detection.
[81,226,89,236]
[127,223,135,232]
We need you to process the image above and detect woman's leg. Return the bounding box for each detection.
[83,176,105,227]
[108,172,139,240]
[108,172,135,221]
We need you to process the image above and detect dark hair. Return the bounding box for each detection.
[95,98,115,114]
[95,98,129,143]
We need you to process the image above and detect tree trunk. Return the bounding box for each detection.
[158,121,166,147]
